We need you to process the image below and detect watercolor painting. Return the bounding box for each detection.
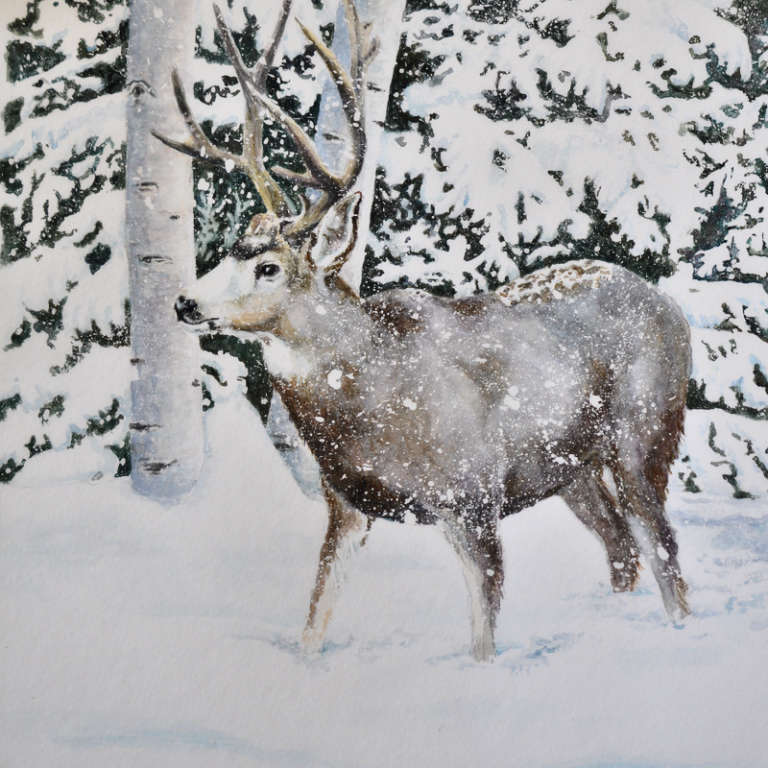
[1,0,767,765]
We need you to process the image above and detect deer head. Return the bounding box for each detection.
[155,0,375,335]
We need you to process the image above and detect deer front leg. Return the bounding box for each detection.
[302,479,371,654]
[439,507,504,662]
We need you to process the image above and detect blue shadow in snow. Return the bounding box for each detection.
[680,513,768,560]
[63,725,347,768]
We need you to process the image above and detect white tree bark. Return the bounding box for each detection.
[126,0,204,499]
[266,0,407,498]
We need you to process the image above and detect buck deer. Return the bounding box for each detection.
[157,0,692,661]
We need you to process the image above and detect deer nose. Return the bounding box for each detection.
[175,295,203,324]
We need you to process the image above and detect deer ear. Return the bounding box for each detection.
[316,192,362,278]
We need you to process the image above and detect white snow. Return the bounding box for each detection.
[1,393,767,767]
[1,0,767,764]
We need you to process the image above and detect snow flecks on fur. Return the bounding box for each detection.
[495,260,614,307]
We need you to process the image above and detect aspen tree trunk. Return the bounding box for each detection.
[126,0,204,499]
[266,0,407,498]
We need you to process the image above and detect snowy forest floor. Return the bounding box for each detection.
[1,395,767,768]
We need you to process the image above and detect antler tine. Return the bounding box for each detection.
[214,3,342,192]
[294,18,361,146]
[361,22,380,67]
[282,0,368,239]
[152,69,241,168]
[246,88,341,189]
[212,3,290,214]
[157,0,370,242]
[257,0,293,88]
[341,0,363,97]
[212,6,263,159]
[212,4,261,114]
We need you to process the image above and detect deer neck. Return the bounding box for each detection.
[259,288,372,384]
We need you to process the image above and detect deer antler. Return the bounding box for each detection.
[155,0,373,242]
[153,3,293,216]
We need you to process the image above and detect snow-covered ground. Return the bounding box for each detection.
[2,394,767,768]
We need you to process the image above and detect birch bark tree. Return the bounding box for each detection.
[126,0,204,498]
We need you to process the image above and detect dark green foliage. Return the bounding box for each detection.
[0,457,26,483]
[687,185,741,253]
[68,398,125,448]
[25,433,52,457]
[648,69,712,101]
[51,301,130,375]
[383,34,444,140]
[1,0,131,486]
[106,434,131,477]
[0,169,42,263]
[513,178,674,282]
[687,113,739,145]
[63,0,124,24]
[4,98,24,133]
[708,421,756,497]
[0,394,22,422]
[38,395,65,424]
[195,8,263,67]
[32,62,125,119]
[540,18,573,47]
[707,0,768,100]
[4,318,32,350]
[688,378,768,420]
[743,307,768,342]
[84,243,111,273]
[84,398,123,436]
[570,180,673,282]
[466,0,517,24]
[685,234,768,289]
[0,142,44,197]
[535,69,618,124]
[476,73,529,122]
[754,363,768,396]
[406,0,456,13]
[8,0,43,37]
[364,168,489,295]
[1,136,125,264]
[195,162,262,276]
[677,456,702,493]
[73,221,104,248]
[370,169,486,258]
[6,39,65,82]
[76,19,127,59]
[28,298,67,348]
[201,381,215,412]
[199,334,272,424]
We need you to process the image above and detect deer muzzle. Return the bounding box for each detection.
[174,295,221,331]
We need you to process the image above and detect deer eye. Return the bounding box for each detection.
[256,262,280,279]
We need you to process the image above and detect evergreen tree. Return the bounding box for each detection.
[363,0,768,498]
[1,0,131,484]
[1,0,766,501]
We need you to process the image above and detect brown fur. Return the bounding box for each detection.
[364,294,426,336]
[645,395,687,505]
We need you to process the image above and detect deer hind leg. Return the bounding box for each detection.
[560,468,640,592]
[302,480,371,654]
[439,507,503,662]
[611,453,690,621]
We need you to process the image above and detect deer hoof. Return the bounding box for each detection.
[301,627,325,655]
